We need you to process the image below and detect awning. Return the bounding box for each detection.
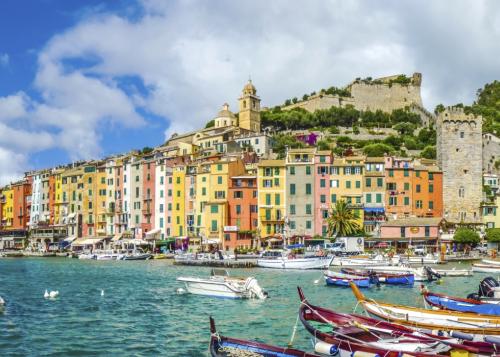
[157,239,175,246]
[364,207,385,213]
[67,213,77,219]
[203,239,220,244]
[72,237,104,246]
[287,243,304,249]
[145,228,161,239]
[64,236,77,243]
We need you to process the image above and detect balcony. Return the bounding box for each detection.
[143,196,152,201]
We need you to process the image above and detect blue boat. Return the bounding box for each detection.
[341,268,414,286]
[324,271,372,288]
[423,290,500,315]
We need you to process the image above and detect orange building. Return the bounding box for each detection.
[12,180,31,230]
[226,175,258,251]
[385,157,443,219]
[142,158,156,237]
[48,174,55,225]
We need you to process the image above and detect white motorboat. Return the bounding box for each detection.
[366,265,433,281]
[482,259,500,266]
[176,269,267,299]
[77,252,96,260]
[472,263,500,273]
[257,250,333,269]
[434,268,473,277]
[331,255,390,267]
[402,254,440,265]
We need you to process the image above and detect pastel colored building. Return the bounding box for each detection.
[330,156,364,227]
[257,160,286,240]
[286,148,316,239]
[226,175,258,250]
[313,150,333,237]
[129,157,143,237]
[141,157,156,238]
[363,157,386,232]
[172,165,186,237]
[12,179,31,230]
[61,166,84,238]
[379,217,443,246]
[1,186,13,229]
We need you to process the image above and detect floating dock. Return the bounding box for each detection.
[173,259,256,268]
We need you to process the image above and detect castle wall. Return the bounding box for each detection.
[436,108,483,223]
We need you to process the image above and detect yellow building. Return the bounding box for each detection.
[61,167,84,237]
[172,165,186,237]
[52,170,63,225]
[257,160,286,239]
[195,162,211,243]
[330,156,365,227]
[202,159,245,249]
[482,195,500,229]
[1,186,14,229]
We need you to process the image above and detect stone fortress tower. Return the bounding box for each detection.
[436,107,483,223]
[238,80,261,132]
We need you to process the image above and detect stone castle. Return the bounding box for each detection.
[281,72,435,126]
[437,107,483,224]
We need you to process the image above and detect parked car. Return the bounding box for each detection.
[474,242,489,254]
[413,245,426,256]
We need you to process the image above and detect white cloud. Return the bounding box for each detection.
[1,0,500,184]
[0,53,8,67]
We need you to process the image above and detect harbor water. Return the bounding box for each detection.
[0,258,485,356]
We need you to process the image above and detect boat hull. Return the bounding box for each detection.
[257,256,332,269]
[472,264,500,273]
[342,268,414,285]
[324,276,371,288]
[424,291,500,315]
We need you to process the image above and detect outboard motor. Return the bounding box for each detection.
[479,277,500,298]
[368,271,380,287]
[423,266,441,282]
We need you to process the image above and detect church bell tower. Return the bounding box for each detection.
[238,80,261,132]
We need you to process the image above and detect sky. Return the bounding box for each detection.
[0,0,499,185]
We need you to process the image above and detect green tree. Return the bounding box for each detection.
[205,119,215,128]
[420,146,436,159]
[284,99,291,106]
[453,228,480,245]
[362,143,394,157]
[302,94,309,101]
[292,97,298,104]
[327,200,361,237]
[316,140,331,151]
[393,122,416,135]
[272,134,304,158]
[434,104,445,115]
[141,147,153,154]
[486,228,500,243]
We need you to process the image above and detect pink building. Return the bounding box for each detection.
[378,217,443,249]
[141,158,155,236]
[313,151,333,237]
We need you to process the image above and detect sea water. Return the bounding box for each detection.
[0,258,483,356]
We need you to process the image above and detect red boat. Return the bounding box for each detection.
[209,317,320,356]
[297,287,498,356]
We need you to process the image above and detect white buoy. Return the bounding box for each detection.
[176,288,186,294]
[0,296,5,305]
[44,290,49,299]
[49,290,59,298]
[314,279,320,284]
[101,290,105,296]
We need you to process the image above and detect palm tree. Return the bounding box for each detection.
[327,200,361,237]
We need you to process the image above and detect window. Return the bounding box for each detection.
[377,178,383,187]
[135,187,139,198]
[275,194,281,205]
[320,194,326,203]
[425,226,430,237]
[429,184,434,193]
[136,175,139,182]
[344,167,351,175]
[404,182,410,191]
[274,167,280,175]
[387,183,397,190]
[322,210,328,219]
[346,181,351,189]
[429,173,434,180]
[211,220,218,232]
[404,169,409,177]
[159,204,164,213]
[320,156,326,163]
[305,166,311,175]
[290,205,296,215]
[416,184,421,193]
[289,221,296,229]
[365,178,371,187]
[290,184,296,195]
[290,167,295,175]
[305,183,312,194]
[376,193,382,203]
[306,204,312,215]
[400,227,406,237]
[320,179,326,188]
[160,190,164,198]
[274,178,280,186]
[211,205,218,213]
[459,186,465,198]
[388,169,394,177]
[415,171,420,178]
[160,218,164,228]
[233,191,243,199]
[416,200,423,209]
[389,197,397,205]
[217,176,222,184]
[331,194,337,203]
[330,180,339,188]
[429,201,434,209]
[265,194,271,205]
[168,189,172,197]
[202,187,206,196]
[460,132,464,138]
[217,164,222,171]
[355,181,360,189]
[404,197,410,206]
[236,205,241,214]
[306,221,312,229]
[263,179,273,188]
[366,194,372,203]
[265,209,271,220]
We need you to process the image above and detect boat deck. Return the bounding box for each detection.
[173,259,257,268]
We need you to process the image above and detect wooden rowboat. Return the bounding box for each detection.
[423,289,500,315]
[297,287,498,356]
[350,282,500,338]
[324,270,372,288]
[342,267,415,285]
[209,317,320,356]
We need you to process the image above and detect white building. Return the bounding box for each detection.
[29,173,42,227]
[234,133,273,157]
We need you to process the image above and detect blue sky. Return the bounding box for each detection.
[1,0,499,184]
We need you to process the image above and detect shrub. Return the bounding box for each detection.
[486,228,500,243]
[453,228,480,245]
